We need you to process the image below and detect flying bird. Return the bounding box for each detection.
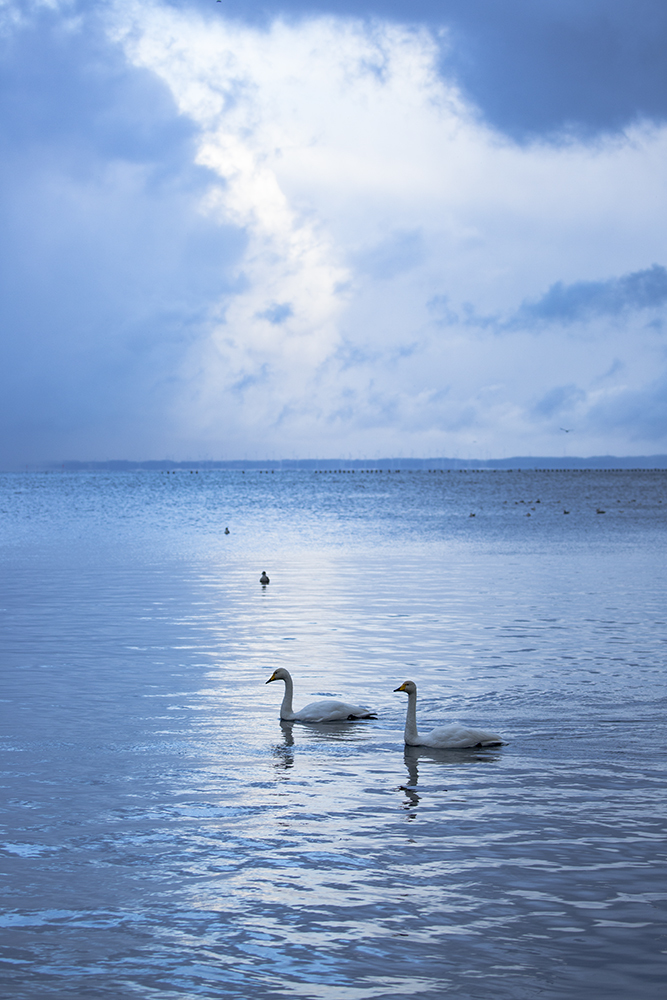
[560,427,573,433]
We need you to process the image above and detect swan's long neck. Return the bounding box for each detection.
[280,674,295,720]
[404,689,420,745]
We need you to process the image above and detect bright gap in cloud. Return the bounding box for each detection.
[98,3,667,455]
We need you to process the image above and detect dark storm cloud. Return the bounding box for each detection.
[189,0,667,137]
[512,265,667,328]
[0,8,244,465]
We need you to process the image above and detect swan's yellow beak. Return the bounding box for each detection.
[394,682,409,692]
[266,671,278,684]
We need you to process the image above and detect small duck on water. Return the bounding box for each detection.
[260,571,270,585]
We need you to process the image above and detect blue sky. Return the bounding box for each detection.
[1,0,667,464]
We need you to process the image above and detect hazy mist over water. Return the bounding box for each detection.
[1,470,666,999]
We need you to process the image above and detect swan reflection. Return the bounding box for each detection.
[272,723,295,770]
[398,780,420,819]
[403,744,503,775]
[302,720,377,742]
[399,744,503,818]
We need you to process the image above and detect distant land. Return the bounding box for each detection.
[17,455,667,471]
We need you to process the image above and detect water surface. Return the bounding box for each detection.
[1,470,666,998]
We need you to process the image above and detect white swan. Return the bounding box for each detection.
[266,668,377,722]
[394,680,503,748]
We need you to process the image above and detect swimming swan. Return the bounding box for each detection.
[394,680,503,748]
[266,668,377,722]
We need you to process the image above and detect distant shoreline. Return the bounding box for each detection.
[8,455,667,472]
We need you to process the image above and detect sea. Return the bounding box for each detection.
[1,468,666,999]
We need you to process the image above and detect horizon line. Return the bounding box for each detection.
[6,454,667,472]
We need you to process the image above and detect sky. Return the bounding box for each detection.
[1,0,667,464]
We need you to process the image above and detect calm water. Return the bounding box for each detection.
[1,469,666,999]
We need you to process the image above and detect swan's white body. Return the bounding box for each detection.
[266,668,376,722]
[394,680,502,748]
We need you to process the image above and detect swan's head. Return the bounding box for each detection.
[394,680,416,695]
[266,668,290,684]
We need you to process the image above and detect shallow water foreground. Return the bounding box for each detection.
[1,470,666,999]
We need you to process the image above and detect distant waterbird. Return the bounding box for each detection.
[260,571,270,585]
[394,680,503,748]
[266,668,376,722]
[224,527,230,534]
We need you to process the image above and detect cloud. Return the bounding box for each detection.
[531,384,587,420]
[511,264,667,328]
[182,0,667,138]
[8,1,667,139]
[2,1,667,462]
[0,4,244,463]
[433,0,667,139]
[257,303,294,325]
[106,5,450,449]
[587,373,667,442]
[353,229,425,280]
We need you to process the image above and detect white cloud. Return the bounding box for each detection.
[106,2,667,457]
